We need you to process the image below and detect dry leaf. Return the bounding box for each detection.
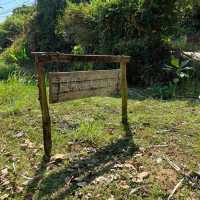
[22,180,30,186]
[1,168,8,177]
[108,195,115,200]
[24,192,33,200]
[1,180,10,186]
[15,186,23,193]
[113,163,124,169]
[133,172,149,183]
[118,180,129,189]
[51,154,66,163]
[0,194,9,200]
[15,131,26,138]
[20,139,34,150]
[124,163,136,170]
[156,157,163,164]
[92,176,107,184]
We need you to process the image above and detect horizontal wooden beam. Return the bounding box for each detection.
[32,52,131,64]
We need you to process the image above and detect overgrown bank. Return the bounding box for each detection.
[0,0,200,88]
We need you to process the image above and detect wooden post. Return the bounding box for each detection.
[120,61,128,124]
[36,58,52,160]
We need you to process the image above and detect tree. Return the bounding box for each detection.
[33,0,66,51]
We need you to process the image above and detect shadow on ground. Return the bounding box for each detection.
[25,123,138,200]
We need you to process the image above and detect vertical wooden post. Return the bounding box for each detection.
[120,61,128,124]
[36,58,52,160]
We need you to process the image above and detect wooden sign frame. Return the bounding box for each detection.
[32,52,130,160]
[48,69,121,103]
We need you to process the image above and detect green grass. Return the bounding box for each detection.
[0,76,200,199]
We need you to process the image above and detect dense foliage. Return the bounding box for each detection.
[0,0,199,87]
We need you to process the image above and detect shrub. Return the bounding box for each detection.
[1,35,31,67]
[0,5,34,50]
[58,0,183,86]
[0,60,18,80]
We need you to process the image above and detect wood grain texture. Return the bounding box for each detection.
[32,52,130,64]
[120,62,128,124]
[36,59,52,160]
[49,70,120,103]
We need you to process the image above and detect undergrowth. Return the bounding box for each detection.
[0,75,200,200]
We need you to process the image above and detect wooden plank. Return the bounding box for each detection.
[32,52,131,64]
[49,70,120,103]
[120,62,128,124]
[36,59,52,160]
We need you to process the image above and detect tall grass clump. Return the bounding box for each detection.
[0,72,37,114]
[69,121,113,146]
[0,59,18,80]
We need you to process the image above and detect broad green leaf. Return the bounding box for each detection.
[182,66,193,71]
[181,60,190,68]
[164,64,175,71]
[179,72,189,78]
[171,56,179,68]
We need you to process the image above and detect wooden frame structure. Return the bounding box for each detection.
[32,52,130,160]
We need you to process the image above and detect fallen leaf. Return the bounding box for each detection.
[108,195,115,200]
[1,168,8,177]
[51,154,66,163]
[15,186,23,193]
[134,153,143,158]
[20,139,34,150]
[124,163,136,170]
[0,194,9,200]
[92,176,107,184]
[24,192,33,200]
[118,180,129,189]
[15,131,26,138]
[156,157,163,164]
[133,172,149,183]
[113,163,123,169]
[82,147,97,153]
[22,180,31,186]
[1,180,10,186]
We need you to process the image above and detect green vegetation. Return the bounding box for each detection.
[0,0,199,86]
[0,0,200,199]
[0,77,200,199]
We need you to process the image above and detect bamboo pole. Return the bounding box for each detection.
[120,61,128,124]
[36,58,52,160]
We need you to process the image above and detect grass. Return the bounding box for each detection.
[0,76,200,199]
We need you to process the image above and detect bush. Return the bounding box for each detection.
[1,36,31,67]
[0,5,34,51]
[0,60,18,80]
[58,0,183,86]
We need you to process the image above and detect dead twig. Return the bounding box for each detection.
[167,178,185,200]
[163,156,181,173]
[163,156,200,199]
[151,144,169,148]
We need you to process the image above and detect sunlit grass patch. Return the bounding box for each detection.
[0,73,37,114]
[0,78,200,200]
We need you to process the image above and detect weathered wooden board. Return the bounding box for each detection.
[49,70,120,103]
[32,52,131,64]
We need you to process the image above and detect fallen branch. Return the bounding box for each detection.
[163,156,181,173]
[163,155,200,198]
[151,144,169,148]
[167,178,185,200]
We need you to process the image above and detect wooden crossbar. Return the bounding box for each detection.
[32,52,130,64]
[33,52,130,160]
